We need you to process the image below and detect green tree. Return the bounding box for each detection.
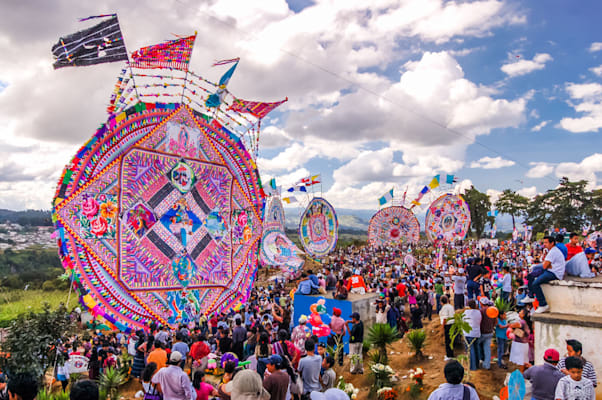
[366,323,398,364]
[495,189,529,230]
[584,189,602,231]
[0,303,75,376]
[463,185,494,238]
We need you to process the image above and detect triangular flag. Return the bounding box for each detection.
[428,175,440,189]
[378,189,394,206]
[446,174,457,184]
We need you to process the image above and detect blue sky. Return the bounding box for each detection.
[0,0,601,210]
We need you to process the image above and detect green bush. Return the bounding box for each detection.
[406,329,427,358]
[367,323,398,364]
[42,280,56,291]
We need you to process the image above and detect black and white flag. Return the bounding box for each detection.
[52,14,128,69]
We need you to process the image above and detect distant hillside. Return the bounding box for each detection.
[0,209,52,226]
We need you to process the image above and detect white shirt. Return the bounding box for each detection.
[463,309,481,337]
[545,246,566,280]
[554,375,595,400]
[501,273,512,292]
[439,304,455,326]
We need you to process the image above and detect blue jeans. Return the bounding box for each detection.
[528,270,558,306]
[496,337,507,366]
[478,333,493,369]
[501,291,511,303]
[466,336,480,370]
[467,280,480,300]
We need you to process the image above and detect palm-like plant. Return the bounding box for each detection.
[405,329,427,358]
[367,323,399,364]
[449,311,476,380]
[99,367,127,400]
[494,297,513,315]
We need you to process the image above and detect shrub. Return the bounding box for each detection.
[99,367,127,400]
[405,329,427,358]
[367,323,398,364]
[42,280,56,291]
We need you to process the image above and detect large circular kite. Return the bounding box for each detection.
[52,103,263,331]
[585,231,601,248]
[425,194,471,243]
[299,197,338,258]
[368,206,420,247]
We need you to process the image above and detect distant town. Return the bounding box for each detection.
[0,223,55,251]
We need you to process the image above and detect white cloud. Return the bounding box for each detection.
[0,0,529,210]
[517,186,538,198]
[486,188,502,203]
[590,65,602,77]
[501,53,553,77]
[589,42,602,52]
[559,82,602,133]
[526,162,555,178]
[554,153,602,188]
[531,120,549,131]
[470,156,515,169]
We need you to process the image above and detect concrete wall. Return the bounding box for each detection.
[543,279,602,317]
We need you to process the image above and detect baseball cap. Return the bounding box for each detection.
[544,348,560,362]
[224,369,270,400]
[332,307,341,317]
[258,354,283,366]
[317,342,326,348]
[169,351,183,363]
[350,312,360,320]
[310,388,350,400]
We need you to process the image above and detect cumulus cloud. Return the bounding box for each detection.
[554,153,602,188]
[559,82,602,133]
[470,156,515,169]
[590,65,602,77]
[589,42,602,52]
[517,186,538,198]
[531,120,549,132]
[526,162,555,178]
[501,53,553,77]
[0,0,529,209]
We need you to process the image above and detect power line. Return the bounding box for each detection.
[172,0,557,185]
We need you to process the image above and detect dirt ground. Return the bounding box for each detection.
[335,317,512,400]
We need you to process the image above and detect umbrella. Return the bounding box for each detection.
[508,369,526,400]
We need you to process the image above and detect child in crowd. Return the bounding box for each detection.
[495,311,509,369]
[554,356,595,400]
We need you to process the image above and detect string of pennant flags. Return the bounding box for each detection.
[377,174,458,208]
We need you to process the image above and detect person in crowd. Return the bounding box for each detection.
[554,356,596,400]
[261,354,289,400]
[7,373,39,400]
[224,369,270,400]
[151,351,196,400]
[292,316,310,357]
[427,360,480,400]
[478,297,495,370]
[557,339,597,387]
[523,348,564,400]
[526,236,566,314]
[272,329,301,368]
[255,331,272,379]
[566,233,583,261]
[495,311,509,369]
[147,341,168,370]
[320,356,336,391]
[297,272,320,295]
[192,371,217,400]
[333,279,348,300]
[70,380,98,400]
[466,258,485,301]
[509,308,531,372]
[500,266,512,302]
[328,307,346,366]
[140,362,159,397]
[299,339,322,396]
[346,271,367,294]
[451,268,466,310]
[439,295,455,361]
[346,312,364,374]
[463,299,482,371]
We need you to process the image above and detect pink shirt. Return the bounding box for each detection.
[329,315,346,335]
[195,382,214,400]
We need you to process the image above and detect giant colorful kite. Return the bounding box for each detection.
[50,21,286,331]
[425,194,471,243]
[260,196,304,277]
[299,197,338,258]
[368,206,420,247]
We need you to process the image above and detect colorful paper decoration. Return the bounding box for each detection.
[260,196,304,276]
[425,194,471,243]
[53,103,264,330]
[298,197,338,258]
[130,34,196,71]
[368,206,420,247]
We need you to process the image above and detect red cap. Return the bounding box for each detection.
[544,348,560,362]
[333,307,342,317]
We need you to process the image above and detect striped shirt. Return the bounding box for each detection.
[558,358,597,387]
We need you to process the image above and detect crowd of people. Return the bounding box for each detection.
[3,232,601,400]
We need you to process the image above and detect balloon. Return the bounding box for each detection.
[317,298,326,305]
[499,386,508,400]
[317,305,327,314]
[309,313,323,327]
[310,304,318,313]
[313,324,331,337]
[321,313,331,325]
[506,328,513,339]
[486,306,499,319]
